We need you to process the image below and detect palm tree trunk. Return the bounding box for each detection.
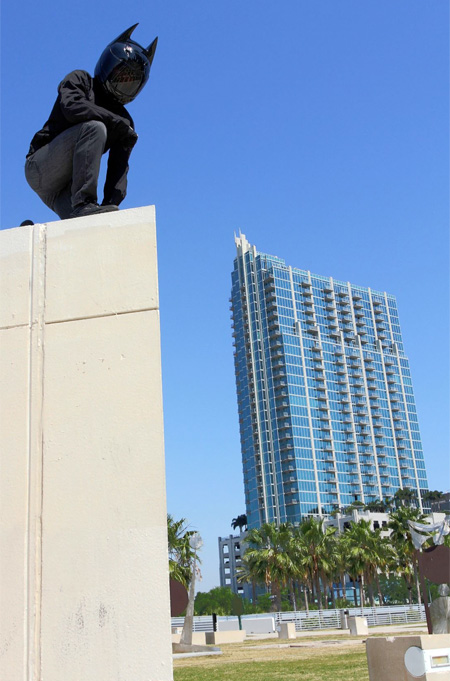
[359,575,365,615]
[271,581,281,612]
[290,580,297,611]
[331,582,336,609]
[304,585,309,614]
[315,575,323,609]
[322,575,329,609]
[413,563,422,607]
[403,576,413,606]
[404,574,413,606]
[375,574,384,606]
[352,578,358,606]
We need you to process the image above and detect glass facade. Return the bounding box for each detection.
[231,235,429,529]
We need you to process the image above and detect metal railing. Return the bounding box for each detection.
[171,604,425,633]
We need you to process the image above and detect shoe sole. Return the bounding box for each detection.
[69,205,119,218]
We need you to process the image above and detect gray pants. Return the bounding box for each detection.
[25,120,107,219]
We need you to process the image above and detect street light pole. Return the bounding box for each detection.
[180,533,203,646]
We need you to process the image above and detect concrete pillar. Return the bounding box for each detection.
[278,622,296,639]
[348,615,369,636]
[0,207,173,681]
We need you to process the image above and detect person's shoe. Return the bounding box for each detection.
[69,202,119,219]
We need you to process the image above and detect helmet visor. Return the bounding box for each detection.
[108,61,145,101]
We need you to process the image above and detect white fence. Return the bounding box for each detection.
[171,603,425,633]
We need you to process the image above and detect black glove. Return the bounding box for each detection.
[123,127,138,150]
[112,119,138,149]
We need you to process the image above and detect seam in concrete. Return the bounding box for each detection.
[26,223,47,681]
[25,224,35,677]
[37,223,47,681]
[45,306,159,325]
[0,322,31,331]
[0,307,159,331]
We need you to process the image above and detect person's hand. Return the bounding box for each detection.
[123,126,138,149]
[113,119,138,148]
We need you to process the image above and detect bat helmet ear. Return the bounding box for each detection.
[110,23,139,44]
[143,36,158,67]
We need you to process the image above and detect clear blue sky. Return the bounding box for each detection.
[1,1,448,592]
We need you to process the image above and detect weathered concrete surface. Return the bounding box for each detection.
[278,622,296,639]
[0,207,173,681]
[205,630,246,644]
[366,634,450,681]
[348,615,368,636]
[172,632,207,645]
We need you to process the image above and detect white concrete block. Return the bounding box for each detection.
[243,616,276,634]
[278,622,296,639]
[348,616,368,636]
[366,634,450,681]
[205,630,246,644]
[0,223,33,328]
[0,206,172,681]
[218,617,241,631]
[45,207,158,323]
[172,632,206,645]
[0,326,30,681]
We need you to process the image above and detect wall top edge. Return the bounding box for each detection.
[3,205,156,233]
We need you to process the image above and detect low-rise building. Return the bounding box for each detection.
[430,493,450,514]
[218,533,253,600]
[326,508,390,535]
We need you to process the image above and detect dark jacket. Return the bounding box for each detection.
[27,70,136,206]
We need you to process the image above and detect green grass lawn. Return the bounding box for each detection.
[173,642,369,681]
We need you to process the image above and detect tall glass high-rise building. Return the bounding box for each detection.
[231,235,429,529]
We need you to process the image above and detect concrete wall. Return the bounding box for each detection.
[0,207,173,681]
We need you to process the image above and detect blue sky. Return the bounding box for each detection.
[1,1,448,591]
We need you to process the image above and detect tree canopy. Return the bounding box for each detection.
[235,505,441,610]
[167,514,197,588]
[231,514,248,532]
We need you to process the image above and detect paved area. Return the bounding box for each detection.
[245,621,428,641]
[174,622,429,659]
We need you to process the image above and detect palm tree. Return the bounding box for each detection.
[239,522,296,611]
[289,526,313,613]
[321,528,339,609]
[387,506,427,606]
[371,534,395,606]
[364,498,388,513]
[422,490,444,502]
[231,514,248,532]
[167,514,196,587]
[422,490,444,511]
[341,521,368,610]
[394,487,418,509]
[341,519,392,610]
[334,533,351,603]
[383,496,395,512]
[294,517,336,610]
